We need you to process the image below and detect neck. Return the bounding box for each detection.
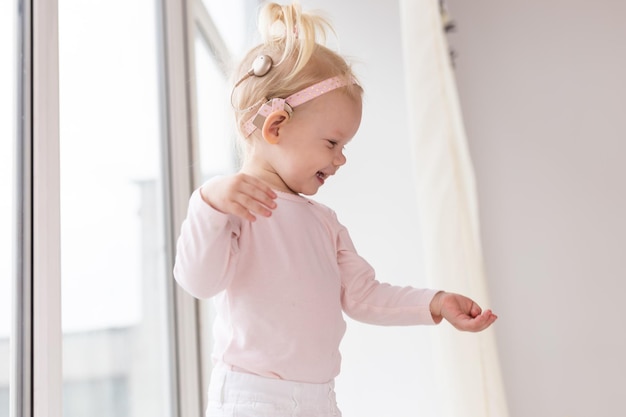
[240,159,298,195]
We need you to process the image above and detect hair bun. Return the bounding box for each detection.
[258,1,333,79]
[259,2,299,43]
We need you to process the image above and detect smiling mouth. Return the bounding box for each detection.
[316,171,327,182]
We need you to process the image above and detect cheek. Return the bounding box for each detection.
[281,149,318,177]
[281,115,309,137]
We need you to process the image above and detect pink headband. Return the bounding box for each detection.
[242,76,357,137]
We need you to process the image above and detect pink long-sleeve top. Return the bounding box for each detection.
[173,187,439,384]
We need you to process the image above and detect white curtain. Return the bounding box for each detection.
[399,1,509,416]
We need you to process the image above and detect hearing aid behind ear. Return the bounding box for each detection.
[250,55,273,77]
[233,55,273,88]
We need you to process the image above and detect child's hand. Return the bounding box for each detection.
[200,173,277,222]
[429,291,498,332]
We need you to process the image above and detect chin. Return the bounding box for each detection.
[299,186,320,196]
[286,179,321,196]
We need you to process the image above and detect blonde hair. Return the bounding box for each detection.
[231,1,362,146]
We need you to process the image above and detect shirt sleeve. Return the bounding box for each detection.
[173,186,242,299]
[337,225,439,326]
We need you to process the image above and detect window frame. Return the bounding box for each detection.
[12,0,237,415]
[158,0,203,414]
[159,0,235,413]
[14,1,62,417]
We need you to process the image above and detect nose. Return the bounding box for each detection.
[333,150,347,167]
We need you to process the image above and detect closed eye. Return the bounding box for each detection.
[327,140,338,148]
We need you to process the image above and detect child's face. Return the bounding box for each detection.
[267,89,362,195]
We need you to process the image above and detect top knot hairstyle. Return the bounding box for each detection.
[231,1,362,141]
[258,2,332,79]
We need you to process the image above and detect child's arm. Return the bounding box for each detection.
[429,291,498,332]
[173,173,277,298]
[200,173,277,222]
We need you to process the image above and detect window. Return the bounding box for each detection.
[9,0,252,415]
[194,31,237,182]
[59,0,173,416]
[200,0,250,58]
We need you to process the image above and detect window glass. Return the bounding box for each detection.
[58,1,172,416]
[201,0,249,57]
[0,1,16,416]
[195,31,237,182]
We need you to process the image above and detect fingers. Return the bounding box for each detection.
[469,301,482,318]
[440,293,498,332]
[453,309,498,332]
[202,174,278,222]
[471,310,497,332]
[229,179,277,221]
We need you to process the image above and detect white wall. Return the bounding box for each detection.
[446,1,626,416]
[307,1,626,417]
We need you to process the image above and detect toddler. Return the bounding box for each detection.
[174,2,497,416]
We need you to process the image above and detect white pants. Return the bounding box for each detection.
[206,363,342,417]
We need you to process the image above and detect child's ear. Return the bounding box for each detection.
[262,110,290,145]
